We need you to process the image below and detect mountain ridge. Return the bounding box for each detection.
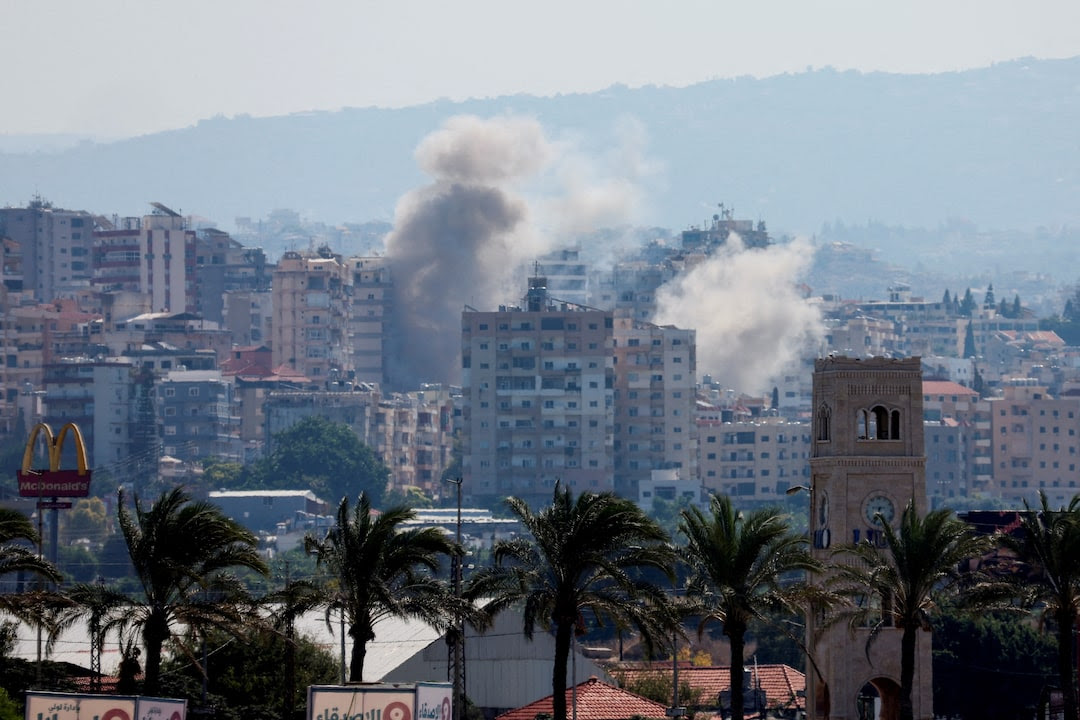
[2,56,1077,233]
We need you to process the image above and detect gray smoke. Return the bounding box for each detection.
[652,234,824,393]
[382,115,554,389]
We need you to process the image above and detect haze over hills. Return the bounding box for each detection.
[2,56,1078,237]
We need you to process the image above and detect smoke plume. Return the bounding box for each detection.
[382,115,556,389]
[652,235,823,393]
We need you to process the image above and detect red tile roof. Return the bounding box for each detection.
[497,677,669,720]
[613,663,805,715]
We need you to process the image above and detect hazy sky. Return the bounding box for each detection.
[5,0,1080,138]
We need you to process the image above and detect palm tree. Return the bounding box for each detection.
[0,506,62,652]
[832,502,995,720]
[679,494,821,720]
[466,485,677,720]
[118,486,268,695]
[0,507,60,599]
[1003,491,1080,720]
[49,582,130,690]
[304,492,456,682]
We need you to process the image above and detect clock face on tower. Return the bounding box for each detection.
[864,494,896,526]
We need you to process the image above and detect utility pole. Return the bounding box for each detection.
[445,477,465,720]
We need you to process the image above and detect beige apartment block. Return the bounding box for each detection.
[698,417,810,504]
[272,250,352,382]
[140,203,196,313]
[807,356,932,720]
[988,379,1080,507]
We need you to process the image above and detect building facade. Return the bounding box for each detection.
[807,356,931,720]
[461,277,614,507]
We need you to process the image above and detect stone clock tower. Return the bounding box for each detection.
[806,356,932,720]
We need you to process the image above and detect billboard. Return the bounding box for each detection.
[308,684,451,720]
[415,684,452,720]
[25,692,186,720]
[17,422,93,498]
[25,693,134,720]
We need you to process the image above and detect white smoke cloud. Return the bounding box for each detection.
[652,235,824,393]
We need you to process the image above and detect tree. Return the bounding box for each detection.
[983,283,996,311]
[942,289,951,307]
[256,417,389,506]
[963,321,977,359]
[960,288,976,317]
[160,626,336,720]
[1002,492,1080,720]
[0,507,61,618]
[933,608,1055,720]
[679,494,820,720]
[50,583,131,691]
[304,493,455,682]
[832,503,996,720]
[118,486,268,695]
[61,497,107,546]
[1012,294,1022,319]
[466,485,677,720]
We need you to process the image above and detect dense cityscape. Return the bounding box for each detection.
[1,190,1079,720]
[2,5,1080,720]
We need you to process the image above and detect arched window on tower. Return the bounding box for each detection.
[817,404,831,441]
[858,405,902,440]
[873,406,890,439]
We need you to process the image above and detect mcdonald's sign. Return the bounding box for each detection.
[17,422,93,498]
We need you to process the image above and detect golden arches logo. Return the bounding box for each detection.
[17,422,93,498]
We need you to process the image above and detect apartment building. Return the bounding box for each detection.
[272,250,352,381]
[194,228,271,323]
[42,359,137,469]
[156,369,242,463]
[461,277,615,507]
[0,198,95,301]
[347,255,392,384]
[611,313,697,499]
[141,203,196,313]
[988,379,1080,507]
[698,417,811,505]
[921,379,991,500]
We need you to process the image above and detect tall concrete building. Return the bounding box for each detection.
[141,203,196,313]
[806,356,931,720]
[988,379,1080,507]
[347,255,392,384]
[611,313,697,498]
[272,250,352,382]
[0,198,95,301]
[461,277,615,507]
